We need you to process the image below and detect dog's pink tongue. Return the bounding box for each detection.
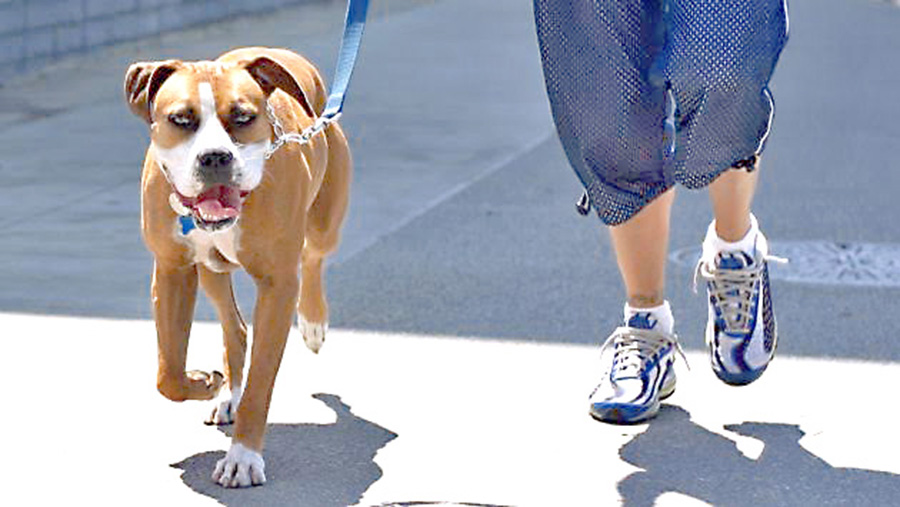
[195,186,242,221]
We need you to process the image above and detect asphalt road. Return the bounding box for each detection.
[2,0,900,360]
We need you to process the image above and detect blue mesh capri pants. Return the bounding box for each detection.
[533,0,789,225]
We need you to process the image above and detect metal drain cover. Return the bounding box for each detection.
[669,240,900,288]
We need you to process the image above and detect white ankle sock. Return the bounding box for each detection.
[706,213,759,255]
[624,300,675,335]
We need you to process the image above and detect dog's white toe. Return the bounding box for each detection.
[212,443,266,488]
[207,387,242,425]
[299,316,327,354]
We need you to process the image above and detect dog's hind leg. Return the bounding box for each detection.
[153,262,225,401]
[198,266,248,424]
[298,124,351,353]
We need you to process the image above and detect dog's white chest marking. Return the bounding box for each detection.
[180,223,241,272]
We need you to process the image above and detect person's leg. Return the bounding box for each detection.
[534,0,682,424]
[609,188,675,311]
[700,162,778,386]
[665,0,788,386]
[588,189,680,424]
[708,166,758,242]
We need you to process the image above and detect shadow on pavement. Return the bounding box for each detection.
[172,393,397,507]
[618,405,900,506]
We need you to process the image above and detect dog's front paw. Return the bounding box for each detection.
[184,370,225,400]
[212,443,266,488]
[299,316,327,354]
[206,387,241,425]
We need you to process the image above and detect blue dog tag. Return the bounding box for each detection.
[179,215,196,235]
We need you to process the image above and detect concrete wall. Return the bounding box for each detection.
[0,0,316,82]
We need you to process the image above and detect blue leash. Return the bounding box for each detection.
[264,0,370,158]
[322,0,370,122]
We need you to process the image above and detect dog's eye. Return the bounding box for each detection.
[168,113,197,130]
[231,111,257,128]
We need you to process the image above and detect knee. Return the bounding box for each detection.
[669,37,785,100]
[672,53,758,99]
[254,272,299,293]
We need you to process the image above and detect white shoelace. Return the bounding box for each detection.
[694,251,787,335]
[599,327,688,380]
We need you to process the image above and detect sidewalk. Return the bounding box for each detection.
[1,0,900,505]
[2,313,899,506]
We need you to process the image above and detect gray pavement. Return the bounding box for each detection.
[1,0,900,505]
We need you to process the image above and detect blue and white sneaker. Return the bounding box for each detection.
[697,225,782,386]
[589,313,685,424]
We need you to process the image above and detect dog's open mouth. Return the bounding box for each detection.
[176,185,249,231]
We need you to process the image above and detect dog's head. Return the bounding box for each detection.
[125,56,314,232]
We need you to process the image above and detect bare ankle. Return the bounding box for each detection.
[627,292,665,309]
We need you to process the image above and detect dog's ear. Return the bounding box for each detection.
[243,56,316,118]
[124,60,182,123]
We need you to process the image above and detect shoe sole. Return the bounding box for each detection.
[588,378,676,425]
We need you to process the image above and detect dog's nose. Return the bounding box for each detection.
[198,150,234,169]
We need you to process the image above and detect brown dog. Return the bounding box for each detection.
[125,47,351,487]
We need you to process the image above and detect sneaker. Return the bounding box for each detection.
[697,228,780,386]
[588,313,685,424]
